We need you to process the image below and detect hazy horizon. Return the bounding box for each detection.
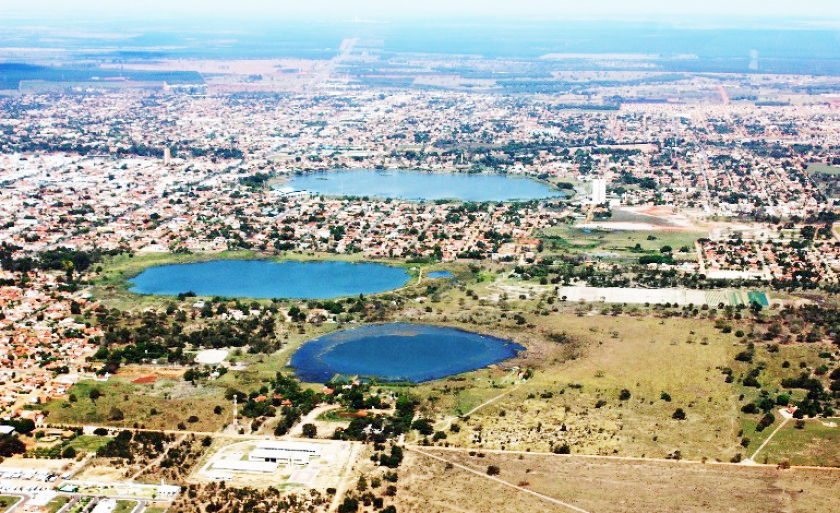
[2,0,840,27]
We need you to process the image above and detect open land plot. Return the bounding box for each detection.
[806,163,840,175]
[406,298,839,467]
[114,501,138,513]
[44,497,70,513]
[540,226,702,259]
[755,419,840,467]
[0,457,73,472]
[731,342,838,462]
[43,379,228,432]
[74,459,130,482]
[402,448,840,513]
[416,314,749,460]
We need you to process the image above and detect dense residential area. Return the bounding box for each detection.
[2,7,840,513]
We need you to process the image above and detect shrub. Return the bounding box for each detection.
[672,408,686,420]
[486,465,500,476]
[553,444,571,454]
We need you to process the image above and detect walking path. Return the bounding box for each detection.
[408,446,592,513]
[747,413,791,464]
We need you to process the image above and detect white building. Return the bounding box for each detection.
[591,178,607,205]
[248,440,322,466]
[91,499,117,513]
[272,187,311,199]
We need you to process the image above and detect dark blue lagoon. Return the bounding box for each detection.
[128,260,410,299]
[291,323,524,383]
[281,170,566,202]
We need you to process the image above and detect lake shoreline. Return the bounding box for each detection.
[277,168,570,202]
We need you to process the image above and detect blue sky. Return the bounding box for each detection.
[4,0,840,23]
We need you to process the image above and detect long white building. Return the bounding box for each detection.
[248,440,322,466]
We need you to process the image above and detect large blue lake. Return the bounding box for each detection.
[282,170,565,202]
[128,260,410,299]
[291,323,524,383]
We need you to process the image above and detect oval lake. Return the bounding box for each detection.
[281,169,566,202]
[128,260,410,299]
[291,323,524,383]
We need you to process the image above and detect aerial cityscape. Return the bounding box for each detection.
[1,1,840,512]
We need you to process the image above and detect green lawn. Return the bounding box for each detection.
[0,496,20,513]
[806,163,840,175]
[68,435,112,453]
[44,497,70,513]
[114,501,138,513]
[540,226,700,260]
[758,419,840,466]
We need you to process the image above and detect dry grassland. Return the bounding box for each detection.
[400,448,840,513]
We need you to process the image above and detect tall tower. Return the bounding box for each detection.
[592,178,607,205]
[163,147,172,166]
[232,394,238,430]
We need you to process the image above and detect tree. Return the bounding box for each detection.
[62,446,77,458]
[88,389,102,403]
[553,444,571,454]
[619,389,631,401]
[0,434,25,457]
[7,418,35,435]
[672,408,686,420]
[109,407,124,421]
[302,423,317,438]
[487,465,500,475]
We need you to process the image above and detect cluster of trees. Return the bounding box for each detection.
[174,482,328,513]
[0,244,117,277]
[333,395,417,443]
[97,430,172,462]
[0,434,25,457]
[92,304,281,373]
[0,417,35,435]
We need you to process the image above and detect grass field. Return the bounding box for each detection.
[44,497,70,513]
[401,448,840,513]
[43,378,227,432]
[68,435,112,453]
[758,419,840,467]
[416,314,745,460]
[806,163,840,175]
[0,496,19,513]
[114,500,138,513]
[539,225,700,260]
